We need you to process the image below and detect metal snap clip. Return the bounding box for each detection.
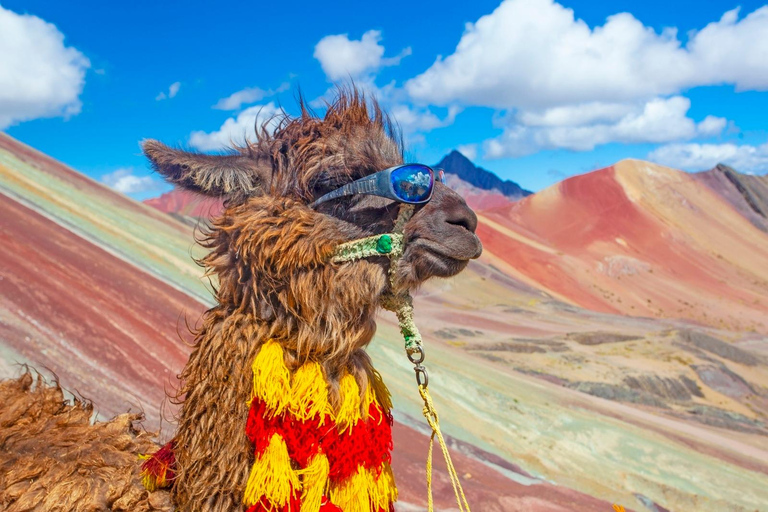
[414,364,429,388]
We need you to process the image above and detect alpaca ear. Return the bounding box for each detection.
[142,139,271,199]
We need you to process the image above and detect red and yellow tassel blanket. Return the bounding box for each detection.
[141,339,397,512]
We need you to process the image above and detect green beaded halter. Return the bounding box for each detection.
[331,204,424,358]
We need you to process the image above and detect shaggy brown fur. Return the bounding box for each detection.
[0,372,171,511]
[1,88,482,512]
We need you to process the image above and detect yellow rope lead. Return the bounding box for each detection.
[418,385,471,512]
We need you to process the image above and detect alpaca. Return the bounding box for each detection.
[0,89,482,512]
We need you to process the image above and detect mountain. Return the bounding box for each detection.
[694,163,768,233]
[3,134,768,511]
[144,188,223,226]
[478,159,768,333]
[435,150,532,200]
[0,133,206,427]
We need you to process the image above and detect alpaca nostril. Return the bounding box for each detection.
[445,208,478,233]
[447,217,473,232]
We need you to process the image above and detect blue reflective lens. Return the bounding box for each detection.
[390,165,434,203]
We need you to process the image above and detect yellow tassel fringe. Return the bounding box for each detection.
[252,341,291,415]
[244,433,299,507]
[336,374,362,431]
[329,464,397,512]
[368,368,392,413]
[298,453,330,512]
[329,466,370,512]
[371,462,398,510]
[247,340,397,510]
[252,339,389,427]
[290,361,331,422]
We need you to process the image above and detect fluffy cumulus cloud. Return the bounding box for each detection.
[401,0,768,157]
[311,32,449,144]
[389,103,460,137]
[156,82,181,101]
[189,103,282,151]
[213,82,289,110]
[314,30,411,81]
[101,168,161,195]
[648,142,768,173]
[406,0,768,109]
[485,96,727,157]
[0,6,90,129]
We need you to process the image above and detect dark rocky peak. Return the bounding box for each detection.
[434,150,532,200]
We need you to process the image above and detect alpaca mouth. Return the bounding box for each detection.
[405,236,482,281]
[420,246,470,276]
[410,235,483,262]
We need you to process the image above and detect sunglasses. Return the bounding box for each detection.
[310,164,445,208]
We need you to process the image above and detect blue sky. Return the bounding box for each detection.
[2,0,768,199]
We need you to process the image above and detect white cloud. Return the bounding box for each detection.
[686,7,768,91]
[485,96,726,157]
[389,103,460,136]
[648,142,768,173]
[101,168,161,195]
[457,144,478,161]
[188,103,282,151]
[309,76,457,145]
[213,82,289,111]
[517,102,634,127]
[310,30,451,143]
[156,81,181,101]
[406,0,768,109]
[314,30,411,81]
[0,6,89,129]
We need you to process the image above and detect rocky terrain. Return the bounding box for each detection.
[694,163,768,234]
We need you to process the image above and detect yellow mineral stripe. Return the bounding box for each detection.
[297,452,330,512]
[335,374,362,431]
[290,361,331,422]
[243,433,299,507]
[252,340,291,415]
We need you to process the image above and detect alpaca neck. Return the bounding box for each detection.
[170,307,392,512]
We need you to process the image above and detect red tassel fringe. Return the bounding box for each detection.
[245,497,344,512]
[140,440,176,490]
[245,397,394,485]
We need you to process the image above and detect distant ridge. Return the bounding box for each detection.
[694,163,768,233]
[435,150,532,199]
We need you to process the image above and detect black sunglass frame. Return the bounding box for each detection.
[309,164,443,208]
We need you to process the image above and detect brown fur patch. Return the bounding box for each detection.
[0,372,171,511]
[142,140,272,201]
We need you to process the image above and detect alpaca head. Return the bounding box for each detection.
[143,88,481,371]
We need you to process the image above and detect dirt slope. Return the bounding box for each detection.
[479,159,768,333]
